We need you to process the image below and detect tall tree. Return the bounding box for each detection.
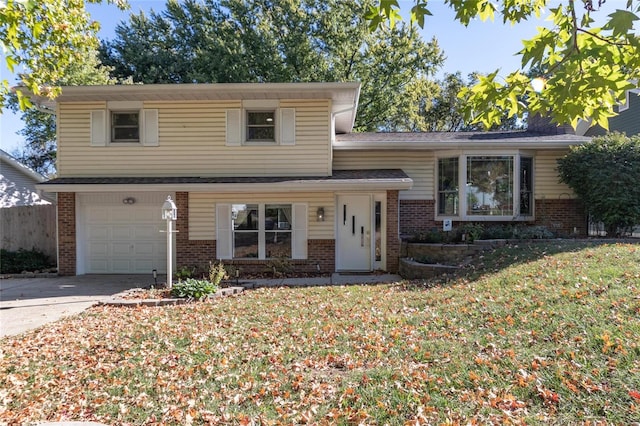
[99,0,445,131]
[367,0,640,130]
[8,48,115,176]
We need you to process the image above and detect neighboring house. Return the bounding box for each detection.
[35,83,590,276]
[583,89,640,137]
[0,149,54,207]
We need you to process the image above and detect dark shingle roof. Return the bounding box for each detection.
[335,131,590,144]
[41,169,409,186]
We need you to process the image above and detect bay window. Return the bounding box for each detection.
[437,153,534,219]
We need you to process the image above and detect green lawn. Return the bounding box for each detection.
[1,241,639,424]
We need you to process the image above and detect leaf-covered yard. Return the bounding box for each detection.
[1,241,639,424]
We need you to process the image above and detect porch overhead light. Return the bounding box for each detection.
[317,207,325,222]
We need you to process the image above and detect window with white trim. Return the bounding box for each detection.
[225,106,295,146]
[90,106,158,147]
[111,111,140,143]
[232,203,293,258]
[436,153,534,219]
[246,111,275,142]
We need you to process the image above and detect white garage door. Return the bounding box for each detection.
[79,193,170,274]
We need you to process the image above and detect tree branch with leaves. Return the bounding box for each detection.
[366,0,640,130]
[0,0,127,110]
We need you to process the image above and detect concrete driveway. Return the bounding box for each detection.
[0,275,158,338]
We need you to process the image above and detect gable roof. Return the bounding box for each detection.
[30,82,362,134]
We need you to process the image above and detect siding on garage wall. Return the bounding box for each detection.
[534,150,576,199]
[333,151,434,201]
[188,192,335,240]
[57,100,331,177]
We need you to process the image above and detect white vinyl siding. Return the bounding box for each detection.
[333,151,434,200]
[189,192,334,241]
[58,100,330,177]
[534,151,576,199]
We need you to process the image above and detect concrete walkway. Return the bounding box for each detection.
[1,273,401,338]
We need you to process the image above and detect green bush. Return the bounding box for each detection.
[558,132,640,236]
[513,225,555,240]
[175,265,198,280]
[0,248,54,274]
[481,225,514,240]
[170,278,218,300]
[458,223,484,242]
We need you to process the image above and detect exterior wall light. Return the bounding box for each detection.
[161,196,178,288]
[317,207,325,222]
[122,197,136,204]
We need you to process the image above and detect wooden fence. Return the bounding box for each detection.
[1,205,57,262]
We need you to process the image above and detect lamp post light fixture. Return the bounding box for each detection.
[161,196,178,289]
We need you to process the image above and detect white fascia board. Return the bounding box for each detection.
[36,178,413,194]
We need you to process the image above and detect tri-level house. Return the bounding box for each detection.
[37,82,591,276]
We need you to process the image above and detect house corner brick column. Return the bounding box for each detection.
[175,191,217,276]
[386,191,400,273]
[175,192,190,269]
[57,192,76,276]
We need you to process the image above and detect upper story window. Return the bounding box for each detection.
[226,103,295,147]
[436,153,534,220]
[111,111,140,143]
[246,111,275,142]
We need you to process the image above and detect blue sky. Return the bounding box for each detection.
[0,0,622,155]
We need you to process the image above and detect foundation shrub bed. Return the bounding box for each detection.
[410,224,555,243]
[0,248,55,274]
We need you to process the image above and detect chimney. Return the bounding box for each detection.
[527,114,575,135]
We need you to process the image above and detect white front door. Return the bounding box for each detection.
[336,194,372,271]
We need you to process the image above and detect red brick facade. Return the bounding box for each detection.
[57,192,76,276]
[386,191,400,273]
[399,200,436,235]
[398,197,587,238]
[534,198,587,236]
